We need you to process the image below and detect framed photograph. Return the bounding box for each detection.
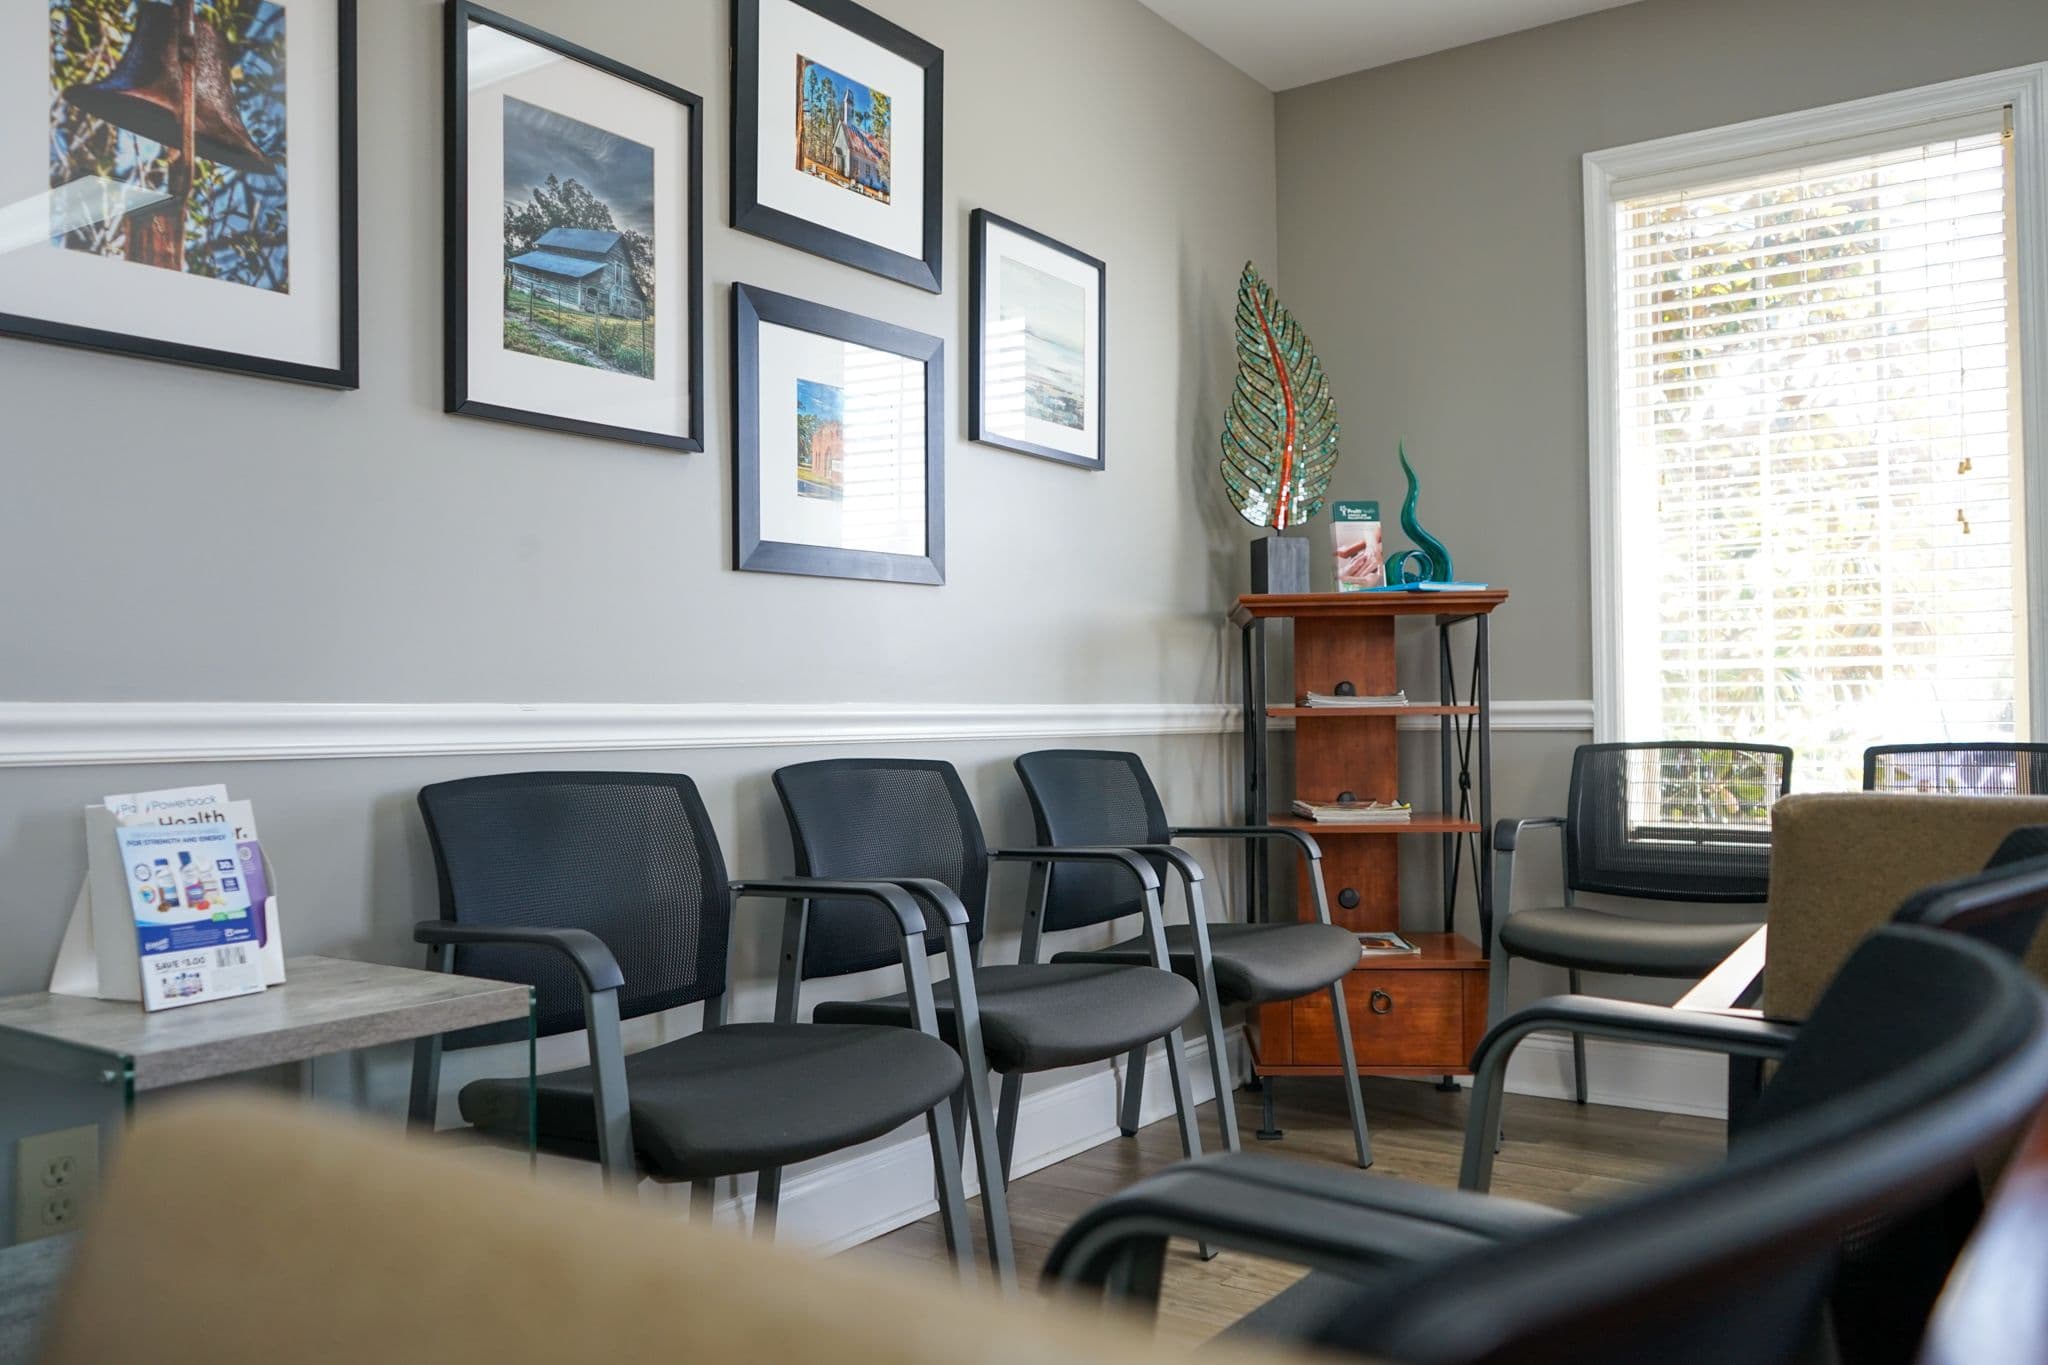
[731,0,942,292]
[969,209,1105,470]
[446,2,703,451]
[3,0,358,387]
[732,282,943,584]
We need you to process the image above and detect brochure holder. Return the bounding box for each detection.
[50,804,287,1002]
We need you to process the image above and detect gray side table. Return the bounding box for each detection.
[0,954,534,1361]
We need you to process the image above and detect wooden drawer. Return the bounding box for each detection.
[1291,967,1473,1070]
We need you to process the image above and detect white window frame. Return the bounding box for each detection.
[1584,64,2048,745]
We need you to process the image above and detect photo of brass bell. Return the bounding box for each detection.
[63,0,279,177]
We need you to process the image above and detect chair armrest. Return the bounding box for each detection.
[1461,995,1798,1191]
[1173,824,1324,863]
[413,921,624,993]
[729,878,927,936]
[988,846,1161,894]
[1044,1153,1565,1310]
[1493,816,1565,852]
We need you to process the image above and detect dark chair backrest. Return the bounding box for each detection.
[1013,750,1172,933]
[1564,741,1792,902]
[417,772,732,1047]
[773,758,988,978]
[1813,845,2048,1364]
[1318,926,2048,1365]
[1865,743,2048,797]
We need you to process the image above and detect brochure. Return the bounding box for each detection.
[1330,501,1385,591]
[114,820,265,1009]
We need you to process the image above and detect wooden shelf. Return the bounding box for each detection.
[1270,812,1483,836]
[1267,704,1480,718]
[1349,931,1488,971]
[1232,589,1508,627]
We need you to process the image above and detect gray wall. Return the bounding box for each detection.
[1275,0,2048,1012]
[0,0,1274,707]
[1275,0,2048,704]
[0,0,1278,994]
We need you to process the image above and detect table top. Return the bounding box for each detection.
[0,956,531,1091]
[1674,925,1769,1014]
[1232,589,1509,626]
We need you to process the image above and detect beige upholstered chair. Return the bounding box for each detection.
[1763,792,2048,1021]
[36,1096,1328,1365]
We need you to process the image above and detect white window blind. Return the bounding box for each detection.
[1611,115,2028,791]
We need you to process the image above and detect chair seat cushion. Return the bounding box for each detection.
[458,1022,962,1180]
[1498,906,1763,977]
[813,963,1197,1073]
[1052,922,1361,1004]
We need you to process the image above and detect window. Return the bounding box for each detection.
[1587,70,2048,791]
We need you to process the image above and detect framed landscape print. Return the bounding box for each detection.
[446,1,703,451]
[732,282,943,584]
[1,0,358,386]
[732,0,942,292]
[969,210,1105,470]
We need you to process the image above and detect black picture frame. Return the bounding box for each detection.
[732,282,945,585]
[445,1,705,451]
[731,0,944,292]
[0,0,359,388]
[968,209,1107,471]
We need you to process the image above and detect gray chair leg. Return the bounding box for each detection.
[926,1100,975,1285]
[1566,968,1589,1105]
[996,1072,1024,1186]
[1118,1043,1148,1137]
[956,1071,1018,1293]
[1487,949,1511,1152]
[1161,1027,1215,1261]
[1163,1028,1204,1162]
[1256,1076,1282,1140]
[1194,990,1241,1155]
[754,1167,781,1238]
[690,1179,716,1224]
[1325,978,1374,1169]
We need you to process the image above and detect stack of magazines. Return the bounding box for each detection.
[1302,690,1409,708]
[1290,798,1413,825]
[1358,931,1420,956]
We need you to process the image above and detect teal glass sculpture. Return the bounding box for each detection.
[1389,442,1455,584]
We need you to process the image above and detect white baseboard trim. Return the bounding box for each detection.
[0,699,1598,769]
[1485,1032,1729,1120]
[672,1024,1250,1253]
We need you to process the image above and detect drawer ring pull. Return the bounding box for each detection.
[1369,989,1394,1015]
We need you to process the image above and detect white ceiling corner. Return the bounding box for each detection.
[1135,0,1649,91]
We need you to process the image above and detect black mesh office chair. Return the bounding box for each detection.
[1461,847,2048,1363]
[1864,742,2048,796]
[407,771,981,1279]
[1491,741,1792,1103]
[1012,749,1372,1168]
[1047,917,2048,1365]
[773,757,1205,1290]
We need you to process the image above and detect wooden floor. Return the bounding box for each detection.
[858,1076,1724,1345]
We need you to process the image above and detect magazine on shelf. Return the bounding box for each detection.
[51,783,288,1008]
[1289,798,1413,824]
[1303,690,1409,708]
[1358,931,1419,956]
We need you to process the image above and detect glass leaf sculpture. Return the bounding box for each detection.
[1219,261,1340,530]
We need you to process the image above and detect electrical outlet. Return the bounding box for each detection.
[15,1126,99,1243]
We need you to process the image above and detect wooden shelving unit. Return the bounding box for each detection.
[1233,589,1508,1082]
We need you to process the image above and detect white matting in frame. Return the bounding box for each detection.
[755,318,926,557]
[974,214,1103,468]
[751,0,926,260]
[0,0,352,383]
[458,11,698,446]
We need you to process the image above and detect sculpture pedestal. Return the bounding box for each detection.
[1250,534,1311,595]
